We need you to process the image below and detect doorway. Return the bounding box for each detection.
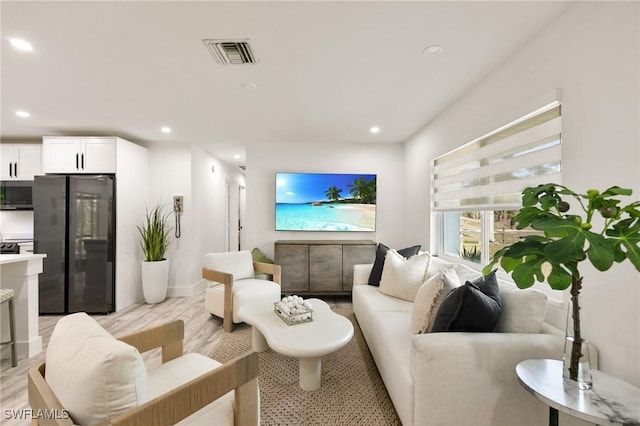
[226,181,246,252]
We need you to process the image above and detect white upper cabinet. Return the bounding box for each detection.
[43,137,116,173]
[1,143,42,180]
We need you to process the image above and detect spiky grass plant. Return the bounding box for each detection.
[137,204,172,261]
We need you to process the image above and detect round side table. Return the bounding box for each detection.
[516,359,640,426]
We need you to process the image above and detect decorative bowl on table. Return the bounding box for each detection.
[274,295,313,325]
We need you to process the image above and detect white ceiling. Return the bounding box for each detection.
[1,1,573,166]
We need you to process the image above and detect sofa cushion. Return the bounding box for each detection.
[410,272,444,334]
[148,352,235,426]
[369,312,415,426]
[205,278,281,322]
[453,263,548,333]
[368,243,421,286]
[45,313,148,425]
[204,250,255,281]
[431,270,502,332]
[426,266,461,332]
[379,250,430,302]
[496,284,548,333]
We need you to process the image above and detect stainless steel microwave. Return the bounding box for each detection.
[0,180,33,210]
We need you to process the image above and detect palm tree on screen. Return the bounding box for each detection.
[348,176,376,204]
[325,186,343,202]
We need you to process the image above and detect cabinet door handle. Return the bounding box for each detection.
[14,162,17,178]
[9,162,13,178]
[81,153,84,170]
[76,153,79,170]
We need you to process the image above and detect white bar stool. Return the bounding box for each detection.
[0,289,17,367]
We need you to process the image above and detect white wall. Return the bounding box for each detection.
[0,211,33,238]
[115,138,149,311]
[244,142,405,260]
[147,146,194,295]
[404,2,640,385]
[191,144,246,262]
[147,144,245,296]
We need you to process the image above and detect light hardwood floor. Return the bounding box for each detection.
[0,288,351,425]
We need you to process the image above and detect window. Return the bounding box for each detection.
[434,101,561,268]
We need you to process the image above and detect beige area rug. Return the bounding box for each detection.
[211,308,401,426]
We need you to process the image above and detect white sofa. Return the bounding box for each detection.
[352,257,566,426]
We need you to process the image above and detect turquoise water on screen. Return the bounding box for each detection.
[275,203,375,231]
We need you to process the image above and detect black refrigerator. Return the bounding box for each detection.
[34,175,115,314]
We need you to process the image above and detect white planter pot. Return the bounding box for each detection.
[141,259,169,304]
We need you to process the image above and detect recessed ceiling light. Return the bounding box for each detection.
[423,45,443,56]
[241,82,259,90]
[9,38,34,52]
[233,154,241,159]
[161,127,171,133]
[16,110,30,118]
[370,126,380,134]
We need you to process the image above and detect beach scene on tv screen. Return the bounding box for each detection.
[276,173,376,231]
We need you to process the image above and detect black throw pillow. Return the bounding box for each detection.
[431,269,502,332]
[367,243,421,286]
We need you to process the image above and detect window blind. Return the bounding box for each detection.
[432,101,561,211]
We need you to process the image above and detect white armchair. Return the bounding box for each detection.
[28,312,259,426]
[203,250,281,332]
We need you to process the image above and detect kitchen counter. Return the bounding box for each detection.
[0,253,44,264]
[0,253,47,361]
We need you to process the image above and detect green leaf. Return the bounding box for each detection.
[602,186,633,197]
[522,187,541,207]
[484,246,508,274]
[543,232,586,264]
[546,263,573,290]
[621,203,640,218]
[607,238,627,263]
[583,231,615,271]
[531,216,580,238]
[500,255,522,273]
[502,238,547,258]
[540,194,558,210]
[511,255,545,288]
[606,219,640,271]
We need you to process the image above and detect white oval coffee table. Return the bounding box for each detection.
[236,298,353,391]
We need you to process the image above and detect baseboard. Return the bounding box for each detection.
[167,279,207,297]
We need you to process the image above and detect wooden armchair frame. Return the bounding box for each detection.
[202,261,281,332]
[28,320,259,426]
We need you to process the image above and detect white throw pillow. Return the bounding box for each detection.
[379,249,431,302]
[496,284,548,333]
[410,272,445,334]
[204,250,255,281]
[45,313,148,425]
[425,256,454,279]
[426,266,462,332]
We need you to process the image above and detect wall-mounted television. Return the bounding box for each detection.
[275,172,376,232]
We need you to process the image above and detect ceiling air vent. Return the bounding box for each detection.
[203,39,257,65]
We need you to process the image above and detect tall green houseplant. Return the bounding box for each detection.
[137,204,171,262]
[484,183,640,383]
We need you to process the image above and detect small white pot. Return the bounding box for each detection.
[141,259,169,304]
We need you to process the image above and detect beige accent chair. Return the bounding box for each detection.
[28,312,259,426]
[203,250,281,332]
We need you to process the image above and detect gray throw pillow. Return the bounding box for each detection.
[431,270,502,332]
